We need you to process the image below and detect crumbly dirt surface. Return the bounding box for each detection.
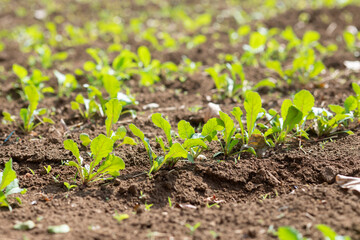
[1,1,360,240]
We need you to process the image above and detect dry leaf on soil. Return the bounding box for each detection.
[336,174,360,192]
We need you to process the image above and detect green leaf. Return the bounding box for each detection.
[138,46,151,67]
[42,117,54,124]
[103,74,120,98]
[13,64,28,79]
[281,99,293,120]
[83,61,96,71]
[112,126,127,141]
[278,226,303,240]
[63,182,77,190]
[90,134,114,168]
[316,224,337,240]
[47,224,70,234]
[282,106,303,133]
[63,139,81,163]
[231,107,245,142]
[344,95,357,112]
[97,154,125,175]
[302,30,320,46]
[293,90,314,116]
[183,139,207,150]
[352,82,360,97]
[253,79,276,89]
[328,105,345,115]
[71,101,80,111]
[219,111,235,145]
[80,133,91,147]
[266,60,284,78]
[178,120,195,140]
[42,87,54,93]
[24,85,39,114]
[2,112,15,123]
[164,143,188,161]
[113,212,129,223]
[249,32,266,49]
[343,31,355,49]
[309,61,325,78]
[151,113,172,146]
[201,118,224,141]
[129,124,144,141]
[0,159,16,191]
[105,99,122,137]
[122,137,136,146]
[19,108,28,127]
[5,178,26,196]
[244,91,262,136]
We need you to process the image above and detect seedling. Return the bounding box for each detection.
[113,211,129,223]
[139,191,146,199]
[206,62,274,99]
[177,120,209,163]
[309,107,353,137]
[277,225,351,240]
[44,165,51,174]
[316,224,351,240]
[209,230,219,239]
[12,64,51,99]
[27,167,35,175]
[2,112,15,125]
[0,158,27,211]
[129,114,188,175]
[71,93,103,120]
[168,196,172,208]
[144,202,153,211]
[343,30,359,56]
[63,182,77,191]
[137,46,161,86]
[185,222,201,235]
[54,71,78,97]
[63,134,125,185]
[52,174,60,183]
[33,44,68,69]
[277,226,306,240]
[266,50,325,85]
[8,85,54,133]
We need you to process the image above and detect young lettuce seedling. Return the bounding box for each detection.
[343,30,359,56]
[277,226,306,240]
[262,90,313,145]
[79,99,136,148]
[54,71,78,97]
[44,165,51,174]
[136,46,161,86]
[63,182,77,191]
[34,44,68,69]
[277,225,351,240]
[71,92,103,120]
[13,64,51,98]
[316,224,351,240]
[129,114,190,175]
[206,62,274,100]
[177,120,208,162]
[0,158,27,211]
[207,91,265,158]
[309,107,353,137]
[19,85,54,133]
[64,134,125,185]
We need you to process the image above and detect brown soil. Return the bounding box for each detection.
[1,1,360,240]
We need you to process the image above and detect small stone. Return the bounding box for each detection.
[320,167,336,183]
[128,185,138,195]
